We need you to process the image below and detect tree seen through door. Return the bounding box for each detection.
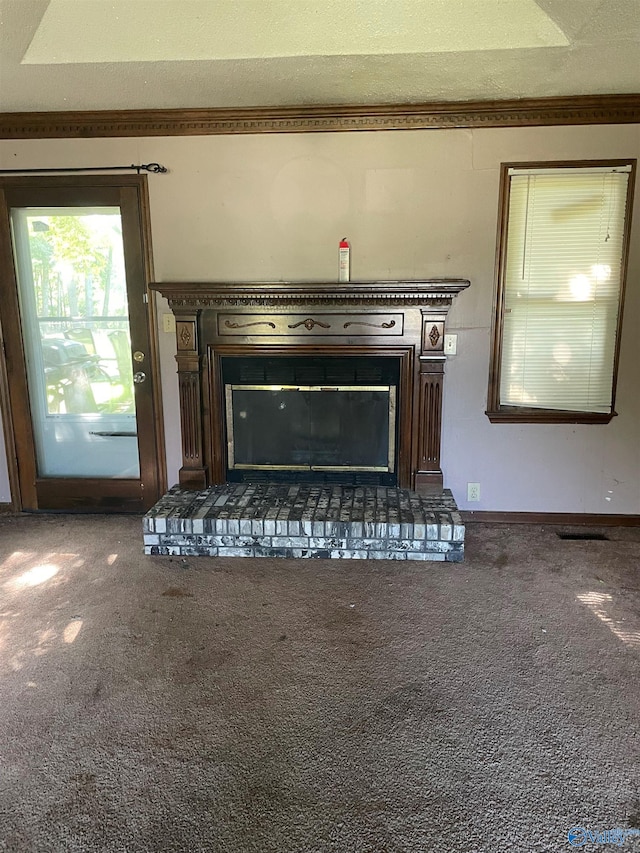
[26,211,135,417]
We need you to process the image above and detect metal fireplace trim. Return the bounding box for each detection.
[225,383,397,474]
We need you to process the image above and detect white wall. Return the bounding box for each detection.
[1,123,639,513]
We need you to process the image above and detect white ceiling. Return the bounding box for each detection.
[22,1,570,63]
[0,0,639,112]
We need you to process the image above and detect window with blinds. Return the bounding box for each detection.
[487,161,635,423]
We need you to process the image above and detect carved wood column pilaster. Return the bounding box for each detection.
[415,311,446,492]
[174,310,207,489]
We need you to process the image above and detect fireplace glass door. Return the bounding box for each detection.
[222,356,399,485]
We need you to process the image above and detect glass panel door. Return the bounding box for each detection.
[11,207,140,478]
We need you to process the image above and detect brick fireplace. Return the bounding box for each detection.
[145,280,469,561]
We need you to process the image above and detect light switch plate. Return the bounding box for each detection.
[444,334,457,355]
[162,313,176,334]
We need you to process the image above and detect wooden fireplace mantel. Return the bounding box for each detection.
[150,280,470,492]
[151,279,469,309]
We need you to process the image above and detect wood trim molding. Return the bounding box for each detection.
[206,343,416,491]
[162,281,469,492]
[137,179,168,498]
[486,409,616,424]
[0,205,22,511]
[486,158,636,425]
[1,95,639,140]
[414,374,444,491]
[150,280,471,309]
[462,511,640,526]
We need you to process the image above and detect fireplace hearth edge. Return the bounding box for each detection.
[144,483,464,562]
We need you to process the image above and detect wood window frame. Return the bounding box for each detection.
[486,159,637,425]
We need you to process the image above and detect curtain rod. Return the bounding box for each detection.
[0,163,167,175]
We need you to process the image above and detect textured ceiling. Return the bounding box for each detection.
[22,0,569,63]
[0,0,638,112]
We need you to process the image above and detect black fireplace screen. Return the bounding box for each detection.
[222,355,400,483]
[226,385,395,472]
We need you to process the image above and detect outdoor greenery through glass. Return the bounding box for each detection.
[27,211,135,416]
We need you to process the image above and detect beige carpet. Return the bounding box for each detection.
[0,513,639,852]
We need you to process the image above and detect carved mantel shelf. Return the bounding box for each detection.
[150,279,470,308]
[150,279,470,492]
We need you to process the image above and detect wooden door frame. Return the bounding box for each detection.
[0,174,167,512]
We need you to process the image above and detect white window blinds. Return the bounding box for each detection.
[500,165,631,414]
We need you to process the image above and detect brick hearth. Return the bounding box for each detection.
[143,483,464,562]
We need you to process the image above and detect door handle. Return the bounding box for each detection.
[133,371,146,384]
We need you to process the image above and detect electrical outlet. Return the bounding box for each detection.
[467,482,480,502]
[162,313,176,334]
[444,334,457,355]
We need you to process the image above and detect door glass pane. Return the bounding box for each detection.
[11,207,140,478]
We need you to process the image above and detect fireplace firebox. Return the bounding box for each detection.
[223,355,399,484]
[149,280,469,494]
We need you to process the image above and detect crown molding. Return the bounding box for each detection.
[1,94,639,140]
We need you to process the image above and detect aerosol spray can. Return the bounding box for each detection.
[339,238,350,282]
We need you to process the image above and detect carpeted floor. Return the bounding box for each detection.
[0,513,638,853]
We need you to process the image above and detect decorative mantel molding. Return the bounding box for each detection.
[1,95,638,140]
[150,279,471,308]
[155,279,470,493]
